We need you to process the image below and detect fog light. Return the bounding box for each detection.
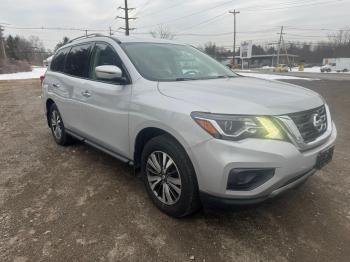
[227,168,275,191]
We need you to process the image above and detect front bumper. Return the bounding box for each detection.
[190,122,337,205]
[200,168,315,208]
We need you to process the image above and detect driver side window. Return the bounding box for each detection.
[89,43,126,83]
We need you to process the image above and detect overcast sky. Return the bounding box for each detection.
[1,0,350,50]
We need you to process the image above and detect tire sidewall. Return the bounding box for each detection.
[141,135,199,217]
[49,104,67,145]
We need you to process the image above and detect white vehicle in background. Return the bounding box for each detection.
[320,64,334,73]
[43,55,53,67]
[321,58,350,72]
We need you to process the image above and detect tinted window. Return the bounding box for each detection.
[51,47,70,72]
[89,43,125,81]
[65,44,92,78]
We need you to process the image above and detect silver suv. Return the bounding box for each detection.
[42,35,337,217]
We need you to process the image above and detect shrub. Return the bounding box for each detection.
[0,59,31,74]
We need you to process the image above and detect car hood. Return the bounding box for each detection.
[157,76,324,115]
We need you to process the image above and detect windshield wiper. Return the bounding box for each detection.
[175,77,198,81]
[211,75,236,79]
[213,75,227,79]
[175,75,235,81]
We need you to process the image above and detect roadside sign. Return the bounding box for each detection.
[240,41,252,59]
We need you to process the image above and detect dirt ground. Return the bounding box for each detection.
[0,79,349,262]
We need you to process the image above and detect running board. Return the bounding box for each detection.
[65,129,133,165]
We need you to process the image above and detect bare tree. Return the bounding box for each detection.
[54,36,70,51]
[150,26,175,40]
[204,41,217,58]
[28,35,46,64]
[200,42,230,61]
[328,27,350,46]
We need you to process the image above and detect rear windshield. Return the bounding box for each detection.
[120,42,237,82]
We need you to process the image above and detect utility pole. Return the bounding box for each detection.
[282,36,290,67]
[276,26,284,66]
[276,26,290,68]
[117,0,136,36]
[109,26,113,36]
[0,24,7,62]
[229,9,240,67]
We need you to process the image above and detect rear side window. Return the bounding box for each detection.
[51,47,70,72]
[65,44,92,78]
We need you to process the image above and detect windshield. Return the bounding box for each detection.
[120,42,237,81]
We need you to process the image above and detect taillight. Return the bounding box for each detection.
[40,75,45,84]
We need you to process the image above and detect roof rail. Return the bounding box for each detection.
[68,33,105,43]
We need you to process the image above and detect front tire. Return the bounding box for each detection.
[141,135,200,217]
[49,103,73,146]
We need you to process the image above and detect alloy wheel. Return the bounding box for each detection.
[146,151,182,205]
[51,110,62,140]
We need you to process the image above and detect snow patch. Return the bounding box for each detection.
[291,66,321,73]
[1,67,322,82]
[238,72,319,81]
[0,67,47,80]
[291,66,350,74]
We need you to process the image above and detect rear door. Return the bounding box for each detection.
[45,47,73,127]
[63,43,94,133]
[77,42,132,157]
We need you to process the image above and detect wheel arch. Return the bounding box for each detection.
[132,126,196,172]
[46,98,55,127]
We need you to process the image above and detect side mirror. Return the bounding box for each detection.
[95,65,123,80]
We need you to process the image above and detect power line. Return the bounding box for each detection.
[166,27,280,37]
[134,0,152,17]
[1,20,346,52]
[135,0,187,18]
[176,11,228,33]
[134,0,349,30]
[3,24,337,37]
[242,0,349,12]
[284,26,348,31]
[133,0,345,34]
[3,25,108,32]
[241,0,322,10]
[286,33,327,38]
[137,0,235,30]
[1,23,343,43]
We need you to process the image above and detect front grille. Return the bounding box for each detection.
[288,105,327,143]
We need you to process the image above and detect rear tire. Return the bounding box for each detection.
[49,103,74,146]
[141,135,201,217]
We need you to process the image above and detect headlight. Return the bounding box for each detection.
[191,112,285,141]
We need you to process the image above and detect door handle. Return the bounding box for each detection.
[52,83,60,88]
[81,90,91,98]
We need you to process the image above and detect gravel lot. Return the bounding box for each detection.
[0,78,349,262]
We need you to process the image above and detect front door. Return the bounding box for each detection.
[78,42,132,157]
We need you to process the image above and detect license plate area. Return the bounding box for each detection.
[316,146,334,169]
